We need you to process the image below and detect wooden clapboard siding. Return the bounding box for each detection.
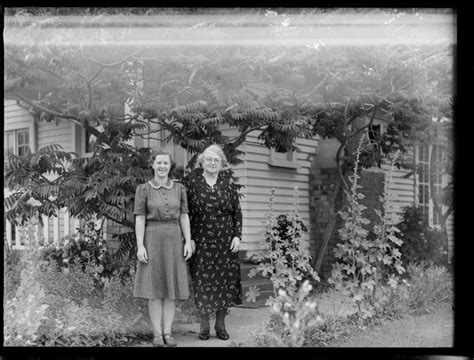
[4,100,77,246]
[37,119,75,152]
[229,131,318,252]
[4,100,35,249]
[4,99,37,153]
[37,120,75,243]
[4,99,33,131]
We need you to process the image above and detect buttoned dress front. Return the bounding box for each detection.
[133,180,190,300]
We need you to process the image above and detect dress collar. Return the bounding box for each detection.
[148,179,174,190]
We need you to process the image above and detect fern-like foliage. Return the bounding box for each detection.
[4,35,453,262]
[4,119,152,259]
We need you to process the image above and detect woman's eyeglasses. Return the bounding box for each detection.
[204,157,222,164]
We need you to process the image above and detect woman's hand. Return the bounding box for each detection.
[184,241,194,261]
[137,245,148,263]
[230,237,241,253]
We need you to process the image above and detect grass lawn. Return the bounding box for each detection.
[329,304,454,347]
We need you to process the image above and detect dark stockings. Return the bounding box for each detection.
[215,309,226,330]
[199,309,229,340]
[200,313,210,331]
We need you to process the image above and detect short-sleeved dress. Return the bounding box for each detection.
[133,180,190,300]
[183,168,243,314]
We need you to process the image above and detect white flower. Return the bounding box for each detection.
[315,315,324,327]
[281,18,291,28]
[307,302,317,309]
[272,303,281,312]
[26,197,42,207]
[301,280,312,292]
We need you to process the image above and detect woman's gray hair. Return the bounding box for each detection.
[197,144,228,168]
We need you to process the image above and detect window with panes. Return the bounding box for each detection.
[417,144,444,226]
[4,128,30,169]
[430,144,444,226]
[4,128,31,248]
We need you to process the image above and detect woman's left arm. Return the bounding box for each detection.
[229,181,243,252]
[180,214,194,260]
[179,183,194,259]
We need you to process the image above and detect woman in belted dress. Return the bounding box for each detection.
[133,149,194,347]
[182,144,243,341]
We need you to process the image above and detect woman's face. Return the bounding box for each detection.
[202,150,222,174]
[152,154,171,178]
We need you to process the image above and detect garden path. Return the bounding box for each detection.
[133,301,453,347]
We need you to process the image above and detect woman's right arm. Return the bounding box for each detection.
[134,184,148,263]
[136,215,148,263]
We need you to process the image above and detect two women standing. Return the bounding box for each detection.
[133,145,242,346]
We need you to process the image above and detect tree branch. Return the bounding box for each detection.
[14,92,83,126]
[229,125,267,148]
[85,49,143,109]
[299,73,329,107]
[349,104,379,139]
[335,141,349,192]
[13,92,101,137]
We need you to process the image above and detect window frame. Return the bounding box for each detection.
[268,147,299,169]
[4,101,37,249]
[415,143,446,228]
[4,128,34,249]
[4,127,31,159]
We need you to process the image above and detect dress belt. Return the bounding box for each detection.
[146,220,179,226]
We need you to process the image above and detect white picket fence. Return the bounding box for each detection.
[4,209,106,250]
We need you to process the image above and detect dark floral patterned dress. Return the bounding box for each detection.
[183,168,243,314]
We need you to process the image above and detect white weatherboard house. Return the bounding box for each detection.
[4,11,454,279]
[4,98,453,277]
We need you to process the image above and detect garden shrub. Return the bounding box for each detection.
[370,282,410,320]
[245,281,324,347]
[268,213,308,255]
[4,247,136,346]
[5,220,199,346]
[246,186,319,302]
[244,283,356,347]
[328,140,405,322]
[404,261,453,315]
[4,249,49,346]
[243,188,322,347]
[39,221,136,293]
[269,280,323,347]
[304,312,356,347]
[4,246,23,301]
[397,206,449,267]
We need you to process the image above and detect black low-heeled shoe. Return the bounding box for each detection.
[199,328,210,340]
[215,327,229,340]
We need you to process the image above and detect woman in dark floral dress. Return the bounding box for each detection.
[183,144,242,341]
